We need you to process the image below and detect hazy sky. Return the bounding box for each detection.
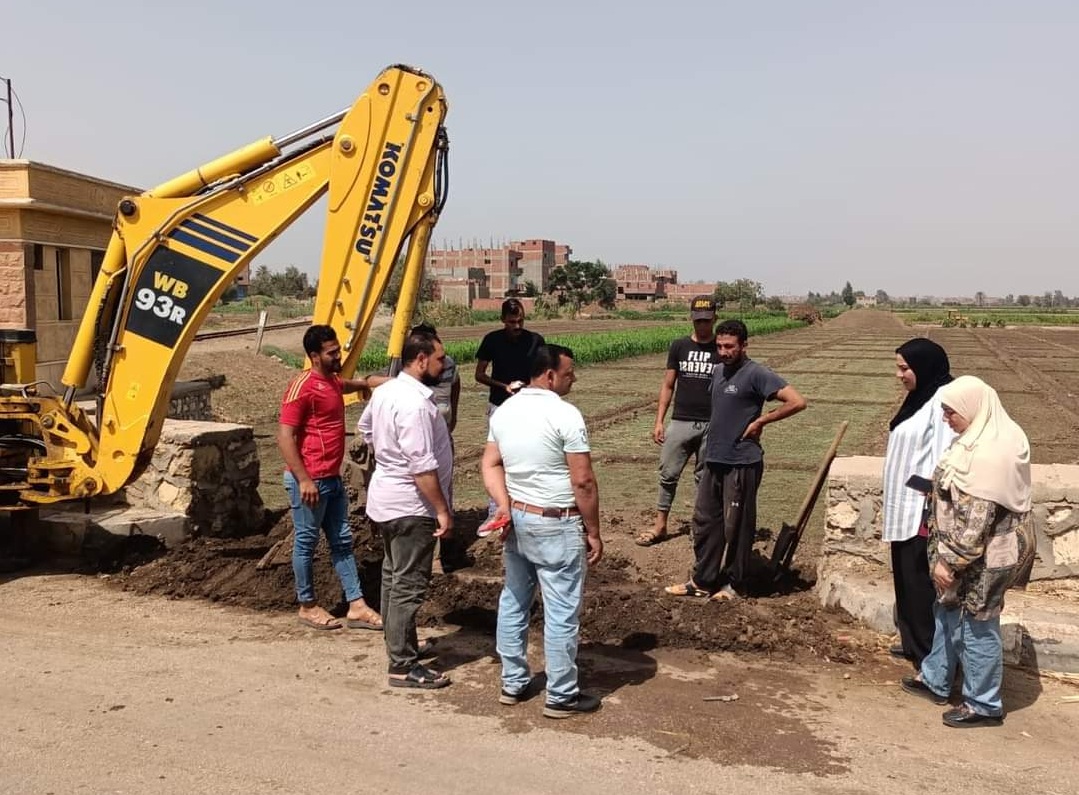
[6,1,1078,296]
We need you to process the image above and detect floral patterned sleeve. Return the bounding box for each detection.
[933,486,997,572]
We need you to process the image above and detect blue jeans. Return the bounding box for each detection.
[284,472,363,605]
[920,602,1004,717]
[497,509,586,705]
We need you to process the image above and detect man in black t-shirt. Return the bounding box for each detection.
[474,298,545,533]
[665,319,806,599]
[637,295,718,546]
[475,298,545,410]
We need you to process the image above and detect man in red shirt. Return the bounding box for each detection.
[277,325,383,631]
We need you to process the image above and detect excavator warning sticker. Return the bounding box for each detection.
[124,247,221,348]
[249,163,315,205]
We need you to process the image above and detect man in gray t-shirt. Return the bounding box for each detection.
[665,319,806,600]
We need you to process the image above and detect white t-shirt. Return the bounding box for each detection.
[487,387,590,508]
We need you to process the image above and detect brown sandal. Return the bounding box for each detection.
[346,607,384,631]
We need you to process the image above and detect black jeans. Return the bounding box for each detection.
[891,535,935,667]
[376,516,437,675]
[690,461,763,592]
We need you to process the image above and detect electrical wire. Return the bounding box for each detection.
[12,85,26,157]
[0,77,28,158]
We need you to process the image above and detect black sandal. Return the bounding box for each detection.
[389,664,451,690]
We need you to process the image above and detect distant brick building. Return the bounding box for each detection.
[613,264,678,301]
[511,238,555,293]
[426,237,573,305]
[0,160,139,386]
[426,246,520,302]
[665,280,720,302]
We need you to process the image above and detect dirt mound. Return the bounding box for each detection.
[419,553,863,663]
[110,511,384,611]
[113,513,867,665]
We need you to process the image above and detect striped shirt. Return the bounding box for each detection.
[881,393,956,542]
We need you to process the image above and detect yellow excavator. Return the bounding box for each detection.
[0,64,448,508]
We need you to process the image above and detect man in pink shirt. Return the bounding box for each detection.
[359,329,454,689]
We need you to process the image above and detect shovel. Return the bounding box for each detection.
[770,420,848,577]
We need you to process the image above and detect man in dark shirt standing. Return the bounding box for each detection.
[665,319,806,599]
[475,298,545,409]
[637,295,718,546]
[474,298,545,535]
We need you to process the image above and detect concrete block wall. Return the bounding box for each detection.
[167,381,214,422]
[821,455,1079,673]
[0,241,30,326]
[823,456,1079,580]
[123,419,265,538]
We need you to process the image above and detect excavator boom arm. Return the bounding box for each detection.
[0,64,448,505]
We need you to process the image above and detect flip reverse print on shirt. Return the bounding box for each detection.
[678,350,715,376]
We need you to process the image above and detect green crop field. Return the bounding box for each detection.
[894,308,1079,326]
[263,315,805,372]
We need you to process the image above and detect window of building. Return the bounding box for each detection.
[32,244,44,271]
[90,250,105,283]
[56,248,73,320]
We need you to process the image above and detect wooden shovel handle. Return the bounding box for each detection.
[792,420,849,533]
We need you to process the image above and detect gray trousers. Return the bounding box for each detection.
[376,516,437,674]
[657,419,709,512]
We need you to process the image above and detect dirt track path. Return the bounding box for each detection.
[3,572,1078,795]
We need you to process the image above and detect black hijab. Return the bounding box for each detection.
[890,338,952,431]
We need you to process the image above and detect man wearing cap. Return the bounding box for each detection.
[665,318,807,600]
[636,295,719,546]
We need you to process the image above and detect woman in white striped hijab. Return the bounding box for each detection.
[882,338,955,667]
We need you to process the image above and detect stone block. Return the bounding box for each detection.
[123,417,263,537]
[160,419,253,446]
[38,506,189,551]
[96,508,190,547]
[1044,504,1076,538]
[1031,464,1076,503]
[816,559,1079,674]
[815,564,895,634]
[1052,528,1079,567]
[829,501,858,531]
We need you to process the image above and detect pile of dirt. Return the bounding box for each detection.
[110,511,384,611]
[112,510,868,666]
[419,554,865,663]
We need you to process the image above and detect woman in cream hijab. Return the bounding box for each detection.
[899,375,1036,728]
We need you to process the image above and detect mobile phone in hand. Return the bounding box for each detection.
[905,474,933,494]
